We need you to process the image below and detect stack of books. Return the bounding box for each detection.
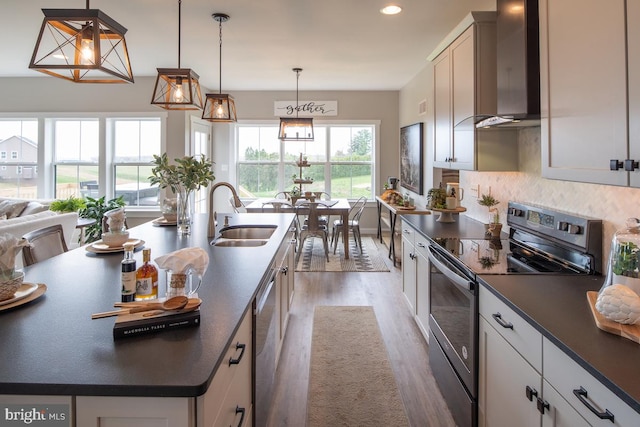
[113,307,200,339]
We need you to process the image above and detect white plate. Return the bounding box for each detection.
[86,238,144,253]
[0,282,39,307]
[152,217,177,226]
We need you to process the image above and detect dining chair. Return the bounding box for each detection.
[273,191,290,200]
[331,196,367,254]
[22,224,69,267]
[296,201,330,262]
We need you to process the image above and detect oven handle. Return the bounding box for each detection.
[428,246,474,293]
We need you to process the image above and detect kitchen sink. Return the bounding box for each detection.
[211,225,277,247]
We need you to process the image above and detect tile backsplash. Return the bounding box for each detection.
[459,127,640,259]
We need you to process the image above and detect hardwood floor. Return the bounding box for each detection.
[267,236,456,426]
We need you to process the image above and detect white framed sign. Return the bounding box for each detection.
[274,101,338,117]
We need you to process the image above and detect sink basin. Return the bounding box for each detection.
[211,225,277,247]
[218,225,277,240]
[213,239,269,247]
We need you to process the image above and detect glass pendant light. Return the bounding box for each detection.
[151,0,203,110]
[202,13,237,122]
[278,68,314,141]
[29,0,133,83]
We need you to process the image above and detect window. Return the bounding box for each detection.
[54,119,100,200]
[236,123,376,200]
[112,118,162,207]
[0,119,38,198]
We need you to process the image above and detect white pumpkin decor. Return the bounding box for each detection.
[595,284,640,325]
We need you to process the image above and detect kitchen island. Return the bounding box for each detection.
[0,212,295,426]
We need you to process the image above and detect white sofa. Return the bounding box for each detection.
[0,198,78,269]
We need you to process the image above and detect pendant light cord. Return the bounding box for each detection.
[218,17,223,94]
[296,69,300,118]
[178,0,182,68]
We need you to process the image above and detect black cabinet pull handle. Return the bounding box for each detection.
[526,385,538,401]
[536,398,550,414]
[281,266,288,275]
[572,387,615,422]
[228,342,246,366]
[610,159,624,170]
[492,313,514,329]
[416,242,426,248]
[625,159,639,171]
[232,406,245,427]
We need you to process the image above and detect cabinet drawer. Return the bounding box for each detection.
[198,311,252,427]
[479,286,542,372]
[414,233,430,260]
[212,364,252,427]
[544,338,638,426]
[400,220,415,246]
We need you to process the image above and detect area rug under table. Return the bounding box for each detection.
[295,236,390,272]
[307,306,409,427]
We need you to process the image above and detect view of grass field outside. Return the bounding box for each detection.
[237,124,374,200]
[0,118,161,205]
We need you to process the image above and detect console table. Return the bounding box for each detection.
[375,196,431,266]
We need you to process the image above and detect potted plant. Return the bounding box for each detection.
[78,196,126,243]
[149,153,215,235]
[50,196,86,213]
[478,194,501,237]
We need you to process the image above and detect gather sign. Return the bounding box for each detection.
[274,101,338,117]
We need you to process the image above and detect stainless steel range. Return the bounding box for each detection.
[427,201,603,427]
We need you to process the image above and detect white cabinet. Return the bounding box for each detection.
[276,232,296,364]
[400,220,430,342]
[431,12,519,171]
[479,286,640,427]
[540,0,639,186]
[76,396,194,427]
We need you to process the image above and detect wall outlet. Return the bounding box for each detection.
[470,184,479,198]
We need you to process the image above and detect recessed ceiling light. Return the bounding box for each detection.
[380,5,402,15]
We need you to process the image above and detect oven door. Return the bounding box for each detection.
[428,245,478,397]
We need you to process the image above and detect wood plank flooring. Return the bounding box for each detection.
[267,236,457,426]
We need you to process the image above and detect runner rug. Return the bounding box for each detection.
[295,236,390,272]
[307,306,410,427]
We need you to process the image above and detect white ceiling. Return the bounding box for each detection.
[1,0,496,91]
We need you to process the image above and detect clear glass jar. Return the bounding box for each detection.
[602,218,640,295]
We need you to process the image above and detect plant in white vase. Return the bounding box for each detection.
[478,193,501,237]
[150,153,215,235]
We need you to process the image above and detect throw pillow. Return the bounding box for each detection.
[0,200,29,219]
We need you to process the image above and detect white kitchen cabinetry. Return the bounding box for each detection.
[431,12,519,171]
[627,0,640,187]
[480,286,639,426]
[75,310,253,427]
[540,0,636,186]
[276,232,296,364]
[400,220,430,342]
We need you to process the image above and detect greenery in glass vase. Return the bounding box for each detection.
[612,241,639,278]
[149,153,216,194]
[478,194,500,224]
[78,196,126,243]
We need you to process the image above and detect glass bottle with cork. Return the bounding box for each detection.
[135,248,158,300]
[121,242,137,302]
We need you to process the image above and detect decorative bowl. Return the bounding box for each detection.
[101,231,130,248]
[0,271,24,301]
[163,212,177,222]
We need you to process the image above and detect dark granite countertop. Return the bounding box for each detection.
[402,214,640,415]
[0,212,294,397]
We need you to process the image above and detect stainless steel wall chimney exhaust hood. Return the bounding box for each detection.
[457,0,540,130]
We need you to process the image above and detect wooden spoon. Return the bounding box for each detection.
[141,298,202,317]
[128,296,189,314]
[91,296,189,319]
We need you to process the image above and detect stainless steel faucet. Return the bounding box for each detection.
[207,181,242,238]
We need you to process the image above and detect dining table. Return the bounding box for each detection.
[244,198,352,259]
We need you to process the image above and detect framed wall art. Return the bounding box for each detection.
[400,122,424,194]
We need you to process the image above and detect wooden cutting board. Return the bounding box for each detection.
[587,291,640,344]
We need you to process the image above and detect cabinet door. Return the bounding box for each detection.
[451,26,476,170]
[401,232,416,314]
[541,380,590,427]
[628,0,640,188]
[540,0,628,186]
[479,317,541,427]
[414,247,430,343]
[434,50,452,167]
[76,396,193,427]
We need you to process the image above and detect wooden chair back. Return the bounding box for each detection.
[22,224,69,267]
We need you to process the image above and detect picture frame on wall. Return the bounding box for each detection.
[400,122,424,195]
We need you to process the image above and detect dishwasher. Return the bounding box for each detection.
[254,265,277,426]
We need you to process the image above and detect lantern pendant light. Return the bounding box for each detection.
[29,0,133,83]
[202,13,237,122]
[278,68,314,141]
[151,0,203,110]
